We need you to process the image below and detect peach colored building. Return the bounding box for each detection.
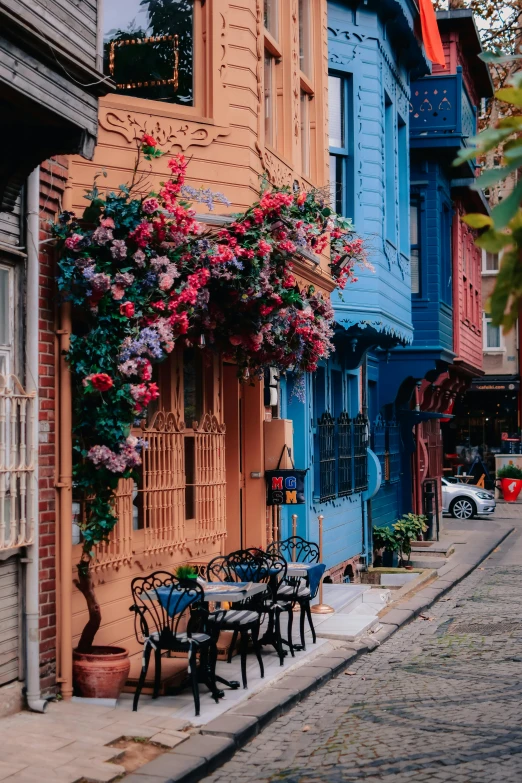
[53,0,335,698]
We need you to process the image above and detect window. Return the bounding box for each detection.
[398,117,408,256]
[297,0,314,177]
[183,347,203,425]
[300,91,311,176]
[0,266,12,377]
[264,0,278,39]
[441,204,452,306]
[263,0,281,149]
[317,411,336,501]
[103,0,194,106]
[410,201,420,295]
[384,96,396,243]
[329,75,351,215]
[483,250,500,273]
[298,0,312,77]
[483,316,502,351]
[338,412,353,496]
[264,53,276,146]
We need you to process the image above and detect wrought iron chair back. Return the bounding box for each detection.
[267,536,320,565]
[130,571,204,648]
[207,549,274,608]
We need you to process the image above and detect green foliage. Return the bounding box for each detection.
[455,64,522,331]
[174,564,198,580]
[496,464,522,479]
[392,514,428,566]
[372,526,399,553]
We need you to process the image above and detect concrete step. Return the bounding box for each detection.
[311,583,371,613]
[314,613,379,641]
[408,555,447,569]
[411,539,455,558]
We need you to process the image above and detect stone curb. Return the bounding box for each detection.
[124,525,514,783]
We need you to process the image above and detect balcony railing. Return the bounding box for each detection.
[410,67,476,148]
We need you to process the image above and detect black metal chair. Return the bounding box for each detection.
[130,571,220,715]
[206,549,270,688]
[260,549,299,662]
[267,536,320,650]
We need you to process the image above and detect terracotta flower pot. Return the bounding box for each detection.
[73,646,130,699]
[500,477,522,503]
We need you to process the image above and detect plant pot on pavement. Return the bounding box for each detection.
[382,549,398,568]
[500,477,522,503]
[73,646,130,699]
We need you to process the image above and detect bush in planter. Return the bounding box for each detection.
[392,513,427,568]
[372,526,399,566]
[497,464,522,480]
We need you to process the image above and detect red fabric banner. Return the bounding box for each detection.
[419,0,446,67]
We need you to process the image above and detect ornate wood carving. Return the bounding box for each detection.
[99,109,231,152]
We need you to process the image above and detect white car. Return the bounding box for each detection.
[441,477,496,520]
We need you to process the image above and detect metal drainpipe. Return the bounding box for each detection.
[57,182,74,700]
[25,166,48,712]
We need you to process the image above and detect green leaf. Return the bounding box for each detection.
[496,87,522,106]
[491,179,522,230]
[472,159,521,190]
[462,214,493,229]
[475,230,512,253]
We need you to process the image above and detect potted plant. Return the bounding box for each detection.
[497,464,522,503]
[392,513,428,568]
[175,564,199,586]
[372,526,399,567]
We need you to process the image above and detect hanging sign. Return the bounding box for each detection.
[265,446,307,505]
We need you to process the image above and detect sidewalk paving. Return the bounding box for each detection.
[0,512,514,783]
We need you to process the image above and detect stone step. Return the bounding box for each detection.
[408,555,448,569]
[411,540,455,558]
[314,613,379,641]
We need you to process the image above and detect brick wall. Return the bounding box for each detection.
[38,156,67,694]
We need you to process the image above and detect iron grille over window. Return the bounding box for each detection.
[318,411,336,501]
[353,413,368,493]
[338,411,353,496]
[372,415,386,480]
[387,419,400,483]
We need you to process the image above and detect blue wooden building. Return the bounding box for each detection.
[379,9,493,524]
[280,0,429,579]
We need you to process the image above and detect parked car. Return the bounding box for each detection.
[442,477,496,519]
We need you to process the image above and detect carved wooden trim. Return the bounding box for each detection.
[98,109,231,152]
[192,412,226,434]
[145,410,185,433]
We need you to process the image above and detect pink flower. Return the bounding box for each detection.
[159,273,174,291]
[65,233,83,250]
[120,302,135,318]
[142,197,160,215]
[111,285,126,301]
[133,249,146,267]
[141,133,157,148]
[229,335,243,346]
[257,240,272,257]
[101,217,115,229]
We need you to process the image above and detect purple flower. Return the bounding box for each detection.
[111,239,127,260]
[92,225,113,245]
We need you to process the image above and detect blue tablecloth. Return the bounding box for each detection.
[303,563,325,597]
[153,586,200,617]
[233,564,277,582]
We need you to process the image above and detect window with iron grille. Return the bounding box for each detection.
[317,411,336,501]
[372,415,386,481]
[387,419,401,483]
[353,413,368,492]
[338,411,353,496]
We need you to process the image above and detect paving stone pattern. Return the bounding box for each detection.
[203,546,522,782]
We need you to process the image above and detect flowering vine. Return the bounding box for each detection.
[53,136,368,648]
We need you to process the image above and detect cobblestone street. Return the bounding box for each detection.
[203,510,522,783]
